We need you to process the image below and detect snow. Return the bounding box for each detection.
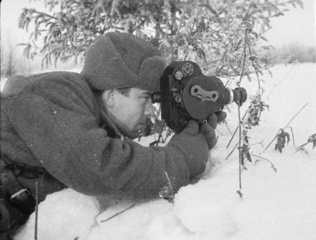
[11,63,316,240]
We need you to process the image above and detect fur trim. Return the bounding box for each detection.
[81,32,166,92]
[137,56,166,91]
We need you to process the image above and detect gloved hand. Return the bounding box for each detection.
[166,112,226,177]
[201,111,227,149]
[167,120,209,176]
[211,111,227,128]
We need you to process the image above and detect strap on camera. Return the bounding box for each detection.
[0,167,35,215]
[0,157,45,215]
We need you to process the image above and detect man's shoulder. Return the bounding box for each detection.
[30,71,90,91]
[1,71,99,117]
[2,71,92,98]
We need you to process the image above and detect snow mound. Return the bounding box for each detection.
[12,63,316,240]
[14,189,100,240]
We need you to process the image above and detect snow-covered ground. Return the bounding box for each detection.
[9,63,316,240]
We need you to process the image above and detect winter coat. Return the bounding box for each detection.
[1,72,193,203]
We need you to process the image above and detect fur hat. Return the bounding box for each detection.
[81,32,166,92]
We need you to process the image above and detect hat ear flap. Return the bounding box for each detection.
[137,56,166,91]
[82,36,137,90]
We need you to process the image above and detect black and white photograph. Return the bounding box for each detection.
[1,0,315,239]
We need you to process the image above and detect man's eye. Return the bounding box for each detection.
[143,95,151,100]
[140,92,152,102]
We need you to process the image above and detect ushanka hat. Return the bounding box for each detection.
[81,32,166,92]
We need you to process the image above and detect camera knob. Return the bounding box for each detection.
[233,87,247,106]
[239,87,247,104]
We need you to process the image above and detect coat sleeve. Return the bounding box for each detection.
[7,76,191,198]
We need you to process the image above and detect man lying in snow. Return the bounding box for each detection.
[0,31,225,238]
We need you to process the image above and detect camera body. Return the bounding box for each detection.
[152,61,247,132]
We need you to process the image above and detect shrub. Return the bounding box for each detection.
[265,43,316,64]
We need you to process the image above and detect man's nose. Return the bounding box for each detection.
[145,100,155,118]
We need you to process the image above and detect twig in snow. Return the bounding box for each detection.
[287,126,295,146]
[224,121,233,135]
[264,103,308,151]
[250,140,264,147]
[226,143,238,159]
[100,203,138,223]
[235,28,249,199]
[216,128,224,136]
[34,181,39,240]
[226,141,264,160]
[264,64,295,101]
[226,112,247,149]
[284,103,308,128]
[295,133,316,154]
[253,155,277,172]
[236,190,243,199]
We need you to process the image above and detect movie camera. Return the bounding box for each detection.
[152,61,247,132]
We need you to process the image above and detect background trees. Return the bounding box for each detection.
[19,0,303,78]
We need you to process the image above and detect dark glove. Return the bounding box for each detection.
[200,123,217,149]
[201,112,227,149]
[208,111,227,129]
[167,120,209,177]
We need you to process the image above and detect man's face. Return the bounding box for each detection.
[102,87,154,139]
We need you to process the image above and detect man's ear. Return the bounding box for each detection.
[101,89,116,108]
